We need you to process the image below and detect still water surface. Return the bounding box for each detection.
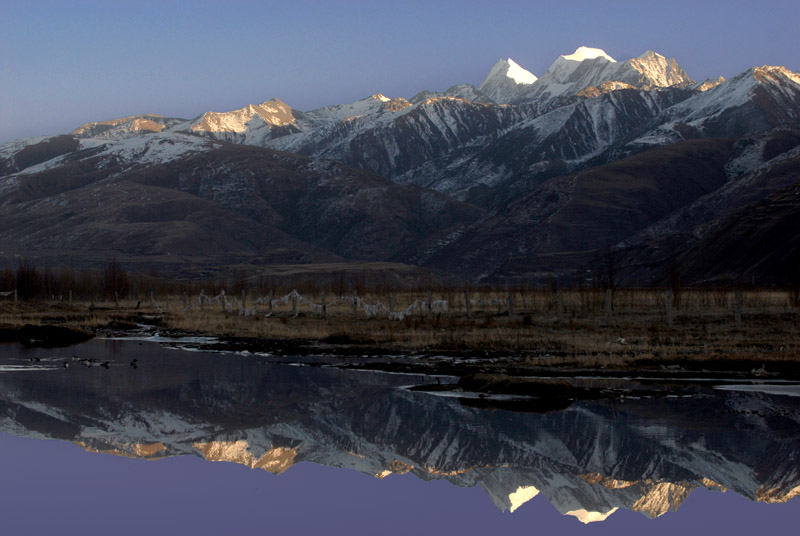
[1,338,798,535]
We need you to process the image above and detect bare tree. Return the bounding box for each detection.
[594,247,620,291]
[102,259,129,300]
[15,260,43,300]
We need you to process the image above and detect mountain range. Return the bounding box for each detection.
[2,46,799,285]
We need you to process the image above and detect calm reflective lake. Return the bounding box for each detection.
[1,338,799,535]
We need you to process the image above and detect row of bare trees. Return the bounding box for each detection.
[2,260,132,301]
[2,256,799,308]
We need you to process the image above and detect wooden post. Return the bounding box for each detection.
[221,290,226,313]
[390,292,396,313]
[507,290,514,316]
[605,289,613,324]
[465,289,472,318]
[557,289,563,323]
[115,291,119,309]
[321,291,327,317]
[292,293,298,316]
[666,289,674,328]
[268,289,274,316]
[352,292,358,314]
[426,291,432,317]
[14,289,17,303]
[241,289,246,310]
[201,289,205,312]
[734,290,743,328]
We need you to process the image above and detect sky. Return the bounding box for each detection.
[1,0,799,143]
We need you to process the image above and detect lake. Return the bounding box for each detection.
[1,337,799,535]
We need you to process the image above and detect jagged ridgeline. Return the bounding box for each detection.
[2,47,799,285]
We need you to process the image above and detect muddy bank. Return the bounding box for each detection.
[0,324,94,348]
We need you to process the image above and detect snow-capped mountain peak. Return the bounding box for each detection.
[515,46,621,102]
[481,58,538,85]
[623,50,694,88]
[478,58,537,104]
[562,46,616,63]
[539,46,618,86]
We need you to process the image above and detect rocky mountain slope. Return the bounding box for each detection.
[0,133,480,275]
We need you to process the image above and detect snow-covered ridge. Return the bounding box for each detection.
[410,84,491,104]
[189,98,296,133]
[0,136,50,159]
[662,64,800,127]
[299,93,409,126]
[695,76,726,92]
[510,46,694,104]
[71,114,181,140]
[94,131,220,167]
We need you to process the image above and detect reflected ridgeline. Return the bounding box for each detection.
[1,339,799,523]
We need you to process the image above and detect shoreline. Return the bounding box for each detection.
[2,295,799,389]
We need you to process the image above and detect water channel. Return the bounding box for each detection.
[1,337,798,534]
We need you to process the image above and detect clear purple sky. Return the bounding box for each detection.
[2,0,799,143]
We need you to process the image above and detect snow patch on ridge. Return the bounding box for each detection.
[562,46,616,63]
[565,508,619,523]
[505,59,538,84]
[0,136,50,159]
[509,485,540,512]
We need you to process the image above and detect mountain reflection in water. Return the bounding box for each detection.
[1,338,799,532]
